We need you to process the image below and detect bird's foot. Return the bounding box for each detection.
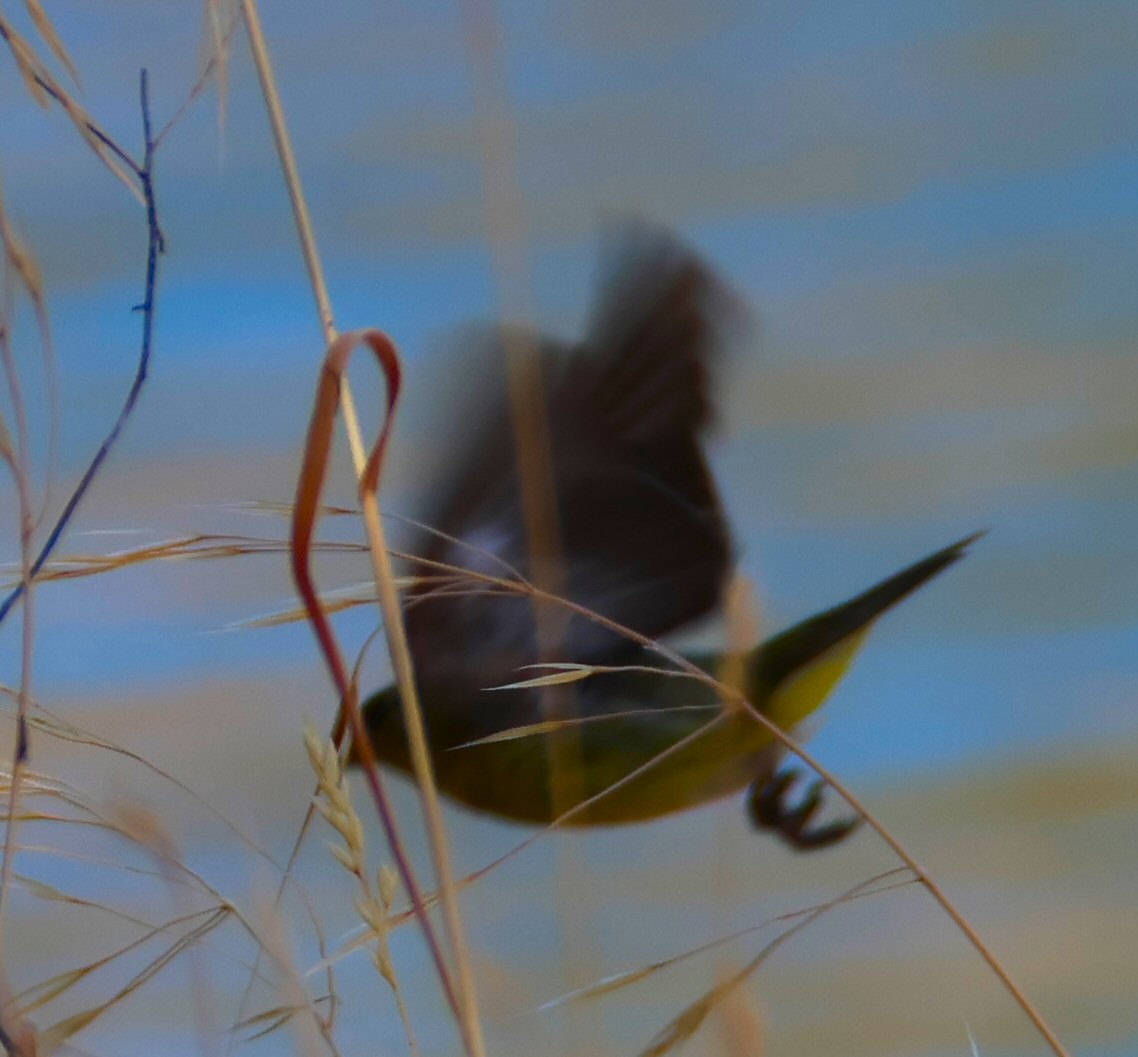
[746,767,861,850]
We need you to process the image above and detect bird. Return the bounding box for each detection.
[352,222,979,849]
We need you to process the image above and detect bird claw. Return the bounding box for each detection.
[746,767,861,850]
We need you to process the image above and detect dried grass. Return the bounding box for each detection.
[0,5,1073,1057]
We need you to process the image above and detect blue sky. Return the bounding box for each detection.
[0,0,1135,780]
[0,4,1136,1053]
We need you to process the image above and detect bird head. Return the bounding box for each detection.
[349,685,409,768]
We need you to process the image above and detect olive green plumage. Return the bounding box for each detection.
[351,222,977,846]
[358,534,977,827]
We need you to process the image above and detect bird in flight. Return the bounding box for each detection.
[353,223,978,849]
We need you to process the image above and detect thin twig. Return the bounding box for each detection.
[0,62,162,1057]
[0,71,162,631]
[0,226,39,1057]
[154,1,243,151]
[0,15,140,192]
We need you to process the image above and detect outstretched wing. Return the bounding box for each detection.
[403,224,741,701]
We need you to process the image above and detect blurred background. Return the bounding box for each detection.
[0,2,1135,1055]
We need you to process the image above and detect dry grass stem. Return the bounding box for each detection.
[0,11,137,193]
[243,3,485,1045]
[55,511,1068,1054]
[304,726,417,1053]
[0,10,1073,1054]
[529,870,913,1017]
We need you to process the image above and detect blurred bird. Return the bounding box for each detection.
[353,224,978,848]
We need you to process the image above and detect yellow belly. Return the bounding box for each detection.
[421,706,776,826]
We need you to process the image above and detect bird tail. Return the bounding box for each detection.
[751,532,983,732]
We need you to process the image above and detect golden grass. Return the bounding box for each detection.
[0,5,1081,1057]
[304,724,416,1052]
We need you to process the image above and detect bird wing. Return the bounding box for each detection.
[403,224,740,698]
